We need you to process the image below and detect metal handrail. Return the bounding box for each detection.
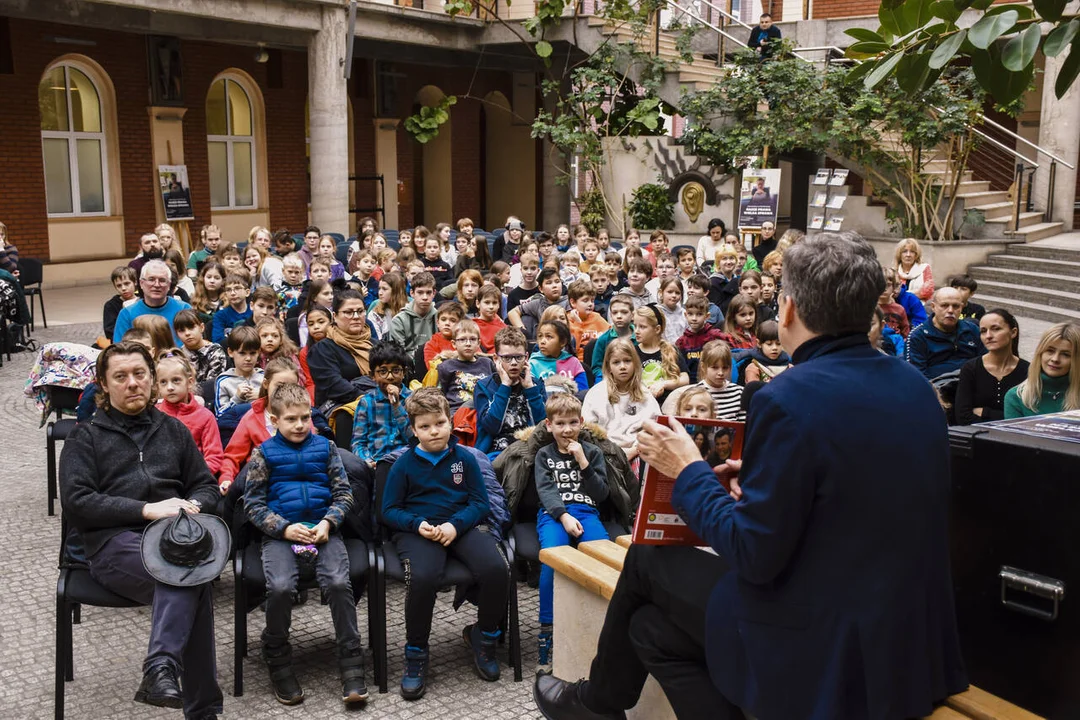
[689,0,754,30]
[660,0,818,63]
[979,114,1075,169]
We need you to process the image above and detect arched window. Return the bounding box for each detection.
[206,76,256,210]
[39,63,109,216]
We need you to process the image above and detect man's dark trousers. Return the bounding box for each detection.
[583,544,739,720]
[89,531,223,718]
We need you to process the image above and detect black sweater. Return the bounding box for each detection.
[59,406,220,556]
[954,356,1030,425]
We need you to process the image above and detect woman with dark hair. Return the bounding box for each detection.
[696,218,726,270]
[306,288,374,409]
[954,308,1029,425]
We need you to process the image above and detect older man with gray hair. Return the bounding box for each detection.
[906,286,984,381]
[535,232,968,720]
[112,258,191,344]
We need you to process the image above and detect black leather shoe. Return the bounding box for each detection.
[134,661,184,709]
[533,674,627,720]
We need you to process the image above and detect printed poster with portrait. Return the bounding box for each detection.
[158,165,194,221]
[737,168,782,229]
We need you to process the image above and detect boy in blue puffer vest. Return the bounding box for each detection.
[244,383,368,708]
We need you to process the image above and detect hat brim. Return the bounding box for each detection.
[141,513,231,587]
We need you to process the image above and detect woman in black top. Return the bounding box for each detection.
[954,308,1029,425]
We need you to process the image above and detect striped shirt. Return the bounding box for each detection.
[704,381,744,421]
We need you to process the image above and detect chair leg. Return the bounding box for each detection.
[71,603,81,625]
[509,575,522,682]
[376,550,388,694]
[38,292,47,329]
[47,427,57,516]
[55,582,67,720]
[234,556,245,697]
[28,295,35,333]
[366,547,380,688]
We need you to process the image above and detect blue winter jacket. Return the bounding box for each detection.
[473,374,547,453]
[262,432,334,524]
[895,285,927,328]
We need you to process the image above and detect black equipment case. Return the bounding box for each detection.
[950,416,1080,718]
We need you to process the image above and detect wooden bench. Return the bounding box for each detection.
[543,536,1043,720]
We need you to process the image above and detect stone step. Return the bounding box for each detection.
[969,201,1015,220]
[970,265,1080,293]
[1007,221,1065,242]
[1008,211,1046,231]
[1008,242,1080,262]
[945,180,993,196]
[975,279,1080,311]
[924,169,974,183]
[974,294,1080,324]
[960,190,1011,206]
[986,252,1080,278]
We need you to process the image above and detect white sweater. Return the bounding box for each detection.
[582,380,662,450]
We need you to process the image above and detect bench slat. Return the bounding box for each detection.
[540,546,621,600]
[945,686,1045,720]
[925,706,975,719]
[579,540,627,572]
[615,534,632,549]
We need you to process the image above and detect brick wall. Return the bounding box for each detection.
[810,0,879,19]
[0,19,155,260]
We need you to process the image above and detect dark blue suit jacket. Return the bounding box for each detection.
[671,334,968,719]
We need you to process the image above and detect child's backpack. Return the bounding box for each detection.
[452,404,477,447]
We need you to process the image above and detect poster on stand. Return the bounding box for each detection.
[158,165,194,221]
[738,168,781,228]
[829,169,850,186]
[813,168,832,185]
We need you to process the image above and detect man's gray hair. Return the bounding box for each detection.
[140,258,173,281]
[782,231,885,336]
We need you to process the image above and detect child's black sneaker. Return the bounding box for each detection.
[463,624,502,681]
[400,644,428,700]
[537,624,553,675]
[339,648,369,705]
[263,645,304,705]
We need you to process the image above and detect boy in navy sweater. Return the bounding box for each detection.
[244,384,367,707]
[381,388,509,700]
[212,272,253,342]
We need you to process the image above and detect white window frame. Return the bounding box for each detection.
[207,77,258,211]
[41,64,110,218]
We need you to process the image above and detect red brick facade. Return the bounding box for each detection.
[810,0,880,19]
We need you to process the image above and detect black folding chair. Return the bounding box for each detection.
[231,504,378,697]
[371,465,521,693]
[19,257,46,330]
[55,518,142,720]
[46,386,84,516]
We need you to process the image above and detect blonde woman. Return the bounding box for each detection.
[894,238,934,301]
[1005,322,1080,418]
[155,222,177,252]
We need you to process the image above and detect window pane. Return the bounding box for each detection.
[39,66,69,132]
[228,80,252,136]
[77,139,105,213]
[233,141,254,207]
[68,68,102,133]
[208,141,230,207]
[206,79,228,136]
[43,138,73,214]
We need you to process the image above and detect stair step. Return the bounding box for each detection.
[1007,221,1065,242]
[1010,211,1045,230]
[969,201,1014,219]
[986,253,1080,277]
[970,265,1080,293]
[960,190,1011,206]
[945,180,993,196]
[1008,243,1080,262]
[972,294,1080,324]
[924,170,974,183]
[974,279,1080,311]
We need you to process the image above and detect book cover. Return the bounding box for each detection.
[631,416,745,546]
[824,216,844,231]
[809,214,825,229]
[813,168,831,185]
[826,191,847,209]
[988,410,1080,445]
[811,191,828,208]
[828,168,849,186]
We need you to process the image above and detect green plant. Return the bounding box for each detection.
[627,182,674,230]
[576,187,608,234]
[404,96,457,144]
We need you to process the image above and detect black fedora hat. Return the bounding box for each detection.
[141,510,230,587]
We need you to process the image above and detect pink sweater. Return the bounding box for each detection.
[158,395,224,475]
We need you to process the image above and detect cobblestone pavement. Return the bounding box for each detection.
[2,323,544,719]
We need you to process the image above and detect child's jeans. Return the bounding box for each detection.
[537,504,609,625]
[261,533,362,655]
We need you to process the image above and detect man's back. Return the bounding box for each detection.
[698,336,967,719]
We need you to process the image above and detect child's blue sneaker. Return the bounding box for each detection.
[400,644,428,700]
[537,625,553,674]
[463,624,502,681]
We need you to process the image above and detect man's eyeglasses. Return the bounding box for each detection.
[498,354,526,364]
[142,277,170,286]
[339,309,365,318]
[375,366,405,378]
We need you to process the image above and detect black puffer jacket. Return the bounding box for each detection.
[59,406,221,556]
[493,422,640,528]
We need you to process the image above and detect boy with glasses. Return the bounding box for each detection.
[437,319,496,414]
[473,327,547,456]
[353,339,413,472]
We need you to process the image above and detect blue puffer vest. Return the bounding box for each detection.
[262,432,334,525]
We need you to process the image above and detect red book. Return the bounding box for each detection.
[631,416,745,546]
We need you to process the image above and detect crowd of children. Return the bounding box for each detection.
[72,216,1080,709]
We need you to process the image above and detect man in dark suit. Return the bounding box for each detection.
[534,231,968,720]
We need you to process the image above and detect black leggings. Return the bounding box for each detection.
[394,527,510,648]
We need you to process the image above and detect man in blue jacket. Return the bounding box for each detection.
[534,232,968,720]
[906,286,984,380]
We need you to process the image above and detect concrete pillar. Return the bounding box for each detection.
[308,6,350,236]
[373,118,400,230]
[1033,50,1080,230]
